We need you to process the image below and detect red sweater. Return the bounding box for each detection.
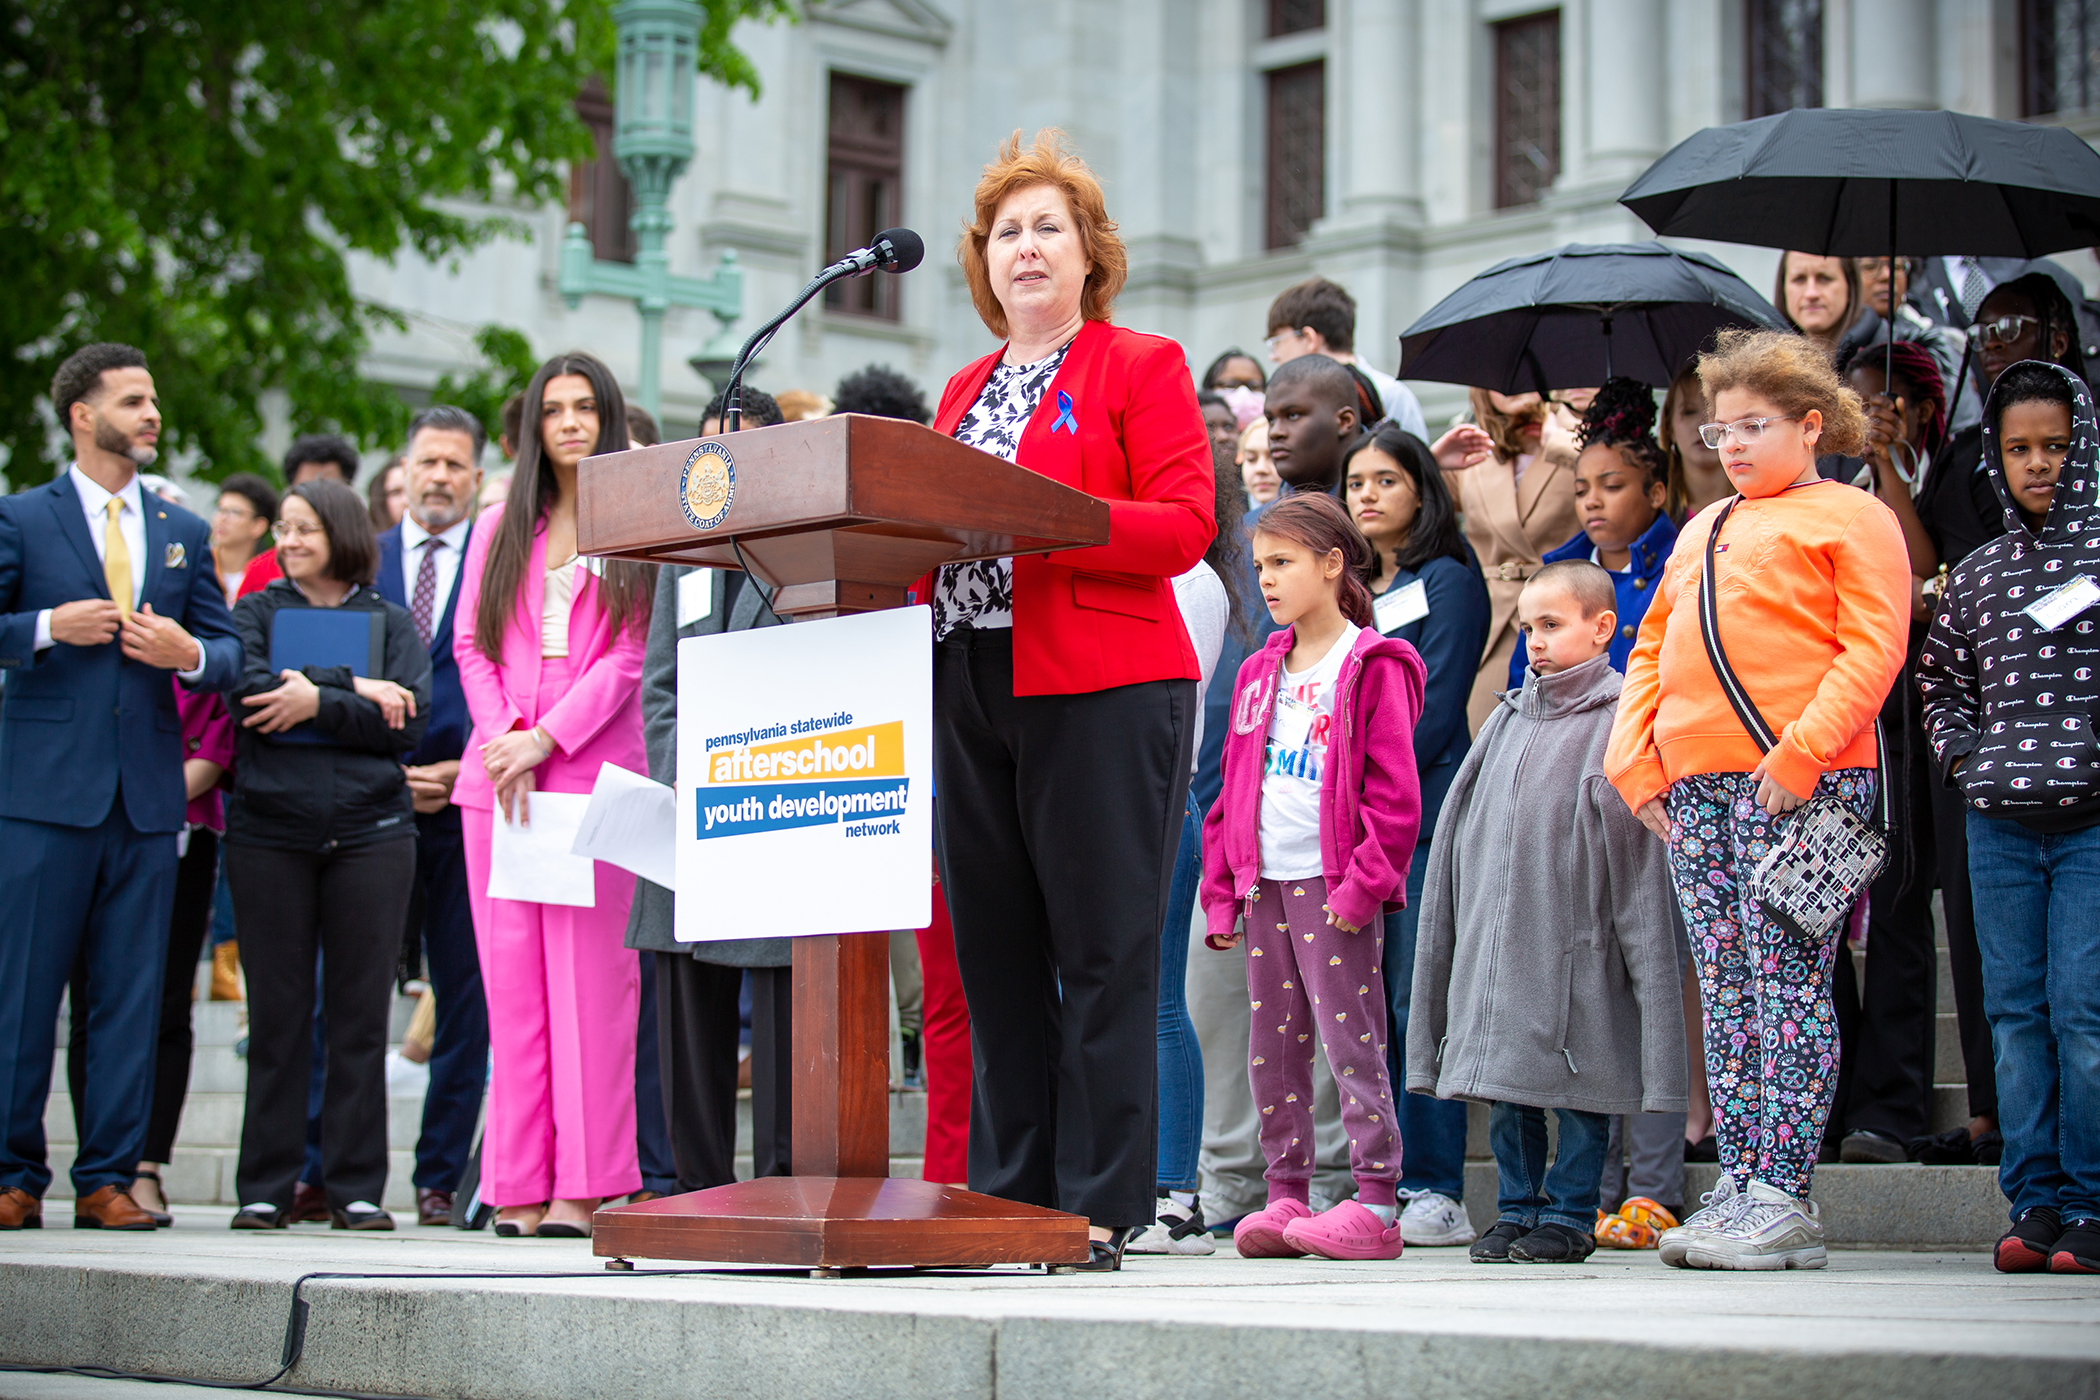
[930,319,1215,696]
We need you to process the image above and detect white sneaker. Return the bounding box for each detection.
[1124,1196,1217,1255]
[1683,1179,1827,1271]
[1658,1173,1745,1268]
[1397,1190,1477,1247]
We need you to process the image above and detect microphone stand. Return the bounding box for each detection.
[720,253,881,434]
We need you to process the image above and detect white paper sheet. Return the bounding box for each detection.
[572,761,677,891]
[488,792,597,907]
[677,568,714,626]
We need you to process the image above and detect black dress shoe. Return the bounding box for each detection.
[1051,1225,1134,1273]
[330,1203,395,1231]
[231,1205,287,1230]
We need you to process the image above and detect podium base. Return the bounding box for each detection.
[590,1177,1092,1270]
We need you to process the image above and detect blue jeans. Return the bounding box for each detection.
[1383,754,1469,1200]
[1967,814,2100,1222]
[1490,1102,1610,1232]
[1156,795,1203,1193]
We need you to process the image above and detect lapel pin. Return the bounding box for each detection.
[1052,389,1078,435]
[165,542,186,569]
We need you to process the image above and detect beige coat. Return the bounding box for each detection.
[1449,432,1580,734]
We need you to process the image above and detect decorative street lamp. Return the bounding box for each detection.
[558,0,742,419]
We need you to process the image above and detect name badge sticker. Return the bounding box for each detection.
[677,569,715,627]
[1270,692,1315,751]
[2024,574,2100,632]
[1373,578,1430,634]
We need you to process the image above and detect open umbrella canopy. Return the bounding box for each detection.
[1619,107,2100,258]
[1397,241,1788,394]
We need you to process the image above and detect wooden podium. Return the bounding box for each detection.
[574,414,1105,1270]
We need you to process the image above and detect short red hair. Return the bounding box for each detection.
[958,129,1127,340]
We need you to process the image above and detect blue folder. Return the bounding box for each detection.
[267,607,385,745]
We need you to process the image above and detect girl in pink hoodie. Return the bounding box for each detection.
[1201,492,1426,1260]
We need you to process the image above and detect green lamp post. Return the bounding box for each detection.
[558,0,743,419]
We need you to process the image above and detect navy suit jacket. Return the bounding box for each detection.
[376,520,472,772]
[0,473,242,832]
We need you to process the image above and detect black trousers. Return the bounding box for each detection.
[655,954,791,1191]
[67,829,220,1164]
[226,840,415,1210]
[1928,762,1997,1120]
[932,628,1193,1228]
[1832,721,1938,1144]
[407,814,487,1194]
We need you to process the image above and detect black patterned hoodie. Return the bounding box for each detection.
[1919,360,2100,832]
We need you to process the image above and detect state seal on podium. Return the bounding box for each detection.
[679,440,736,531]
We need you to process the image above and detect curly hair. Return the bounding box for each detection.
[1697,329,1868,458]
[1577,377,1670,487]
[958,129,1126,340]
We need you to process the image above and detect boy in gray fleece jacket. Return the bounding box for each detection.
[1408,561,1686,1264]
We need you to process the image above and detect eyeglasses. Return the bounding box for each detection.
[1967,314,2041,349]
[1263,330,1305,353]
[1697,415,1799,449]
[212,504,257,521]
[271,521,324,541]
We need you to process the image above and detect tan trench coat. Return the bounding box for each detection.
[1448,436,1580,734]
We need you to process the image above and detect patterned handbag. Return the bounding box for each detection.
[1698,498,1888,942]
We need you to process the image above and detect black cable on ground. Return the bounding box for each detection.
[0,1265,723,1397]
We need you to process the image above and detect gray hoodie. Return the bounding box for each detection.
[1407,654,1686,1115]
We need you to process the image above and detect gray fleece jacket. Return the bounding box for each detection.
[1406,654,1686,1115]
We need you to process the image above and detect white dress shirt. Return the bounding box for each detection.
[398,512,470,632]
[35,464,206,681]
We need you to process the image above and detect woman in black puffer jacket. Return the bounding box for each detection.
[223,479,430,1231]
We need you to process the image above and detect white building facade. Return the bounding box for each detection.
[349,0,2100,439]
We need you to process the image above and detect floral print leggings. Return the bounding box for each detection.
[1664,768,1875,1198]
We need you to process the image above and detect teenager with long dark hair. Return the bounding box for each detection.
[453,352,653,1238]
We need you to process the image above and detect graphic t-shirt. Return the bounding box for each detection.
[1258,624,1359,879]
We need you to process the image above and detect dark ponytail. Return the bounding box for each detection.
[1252,493,1378,631]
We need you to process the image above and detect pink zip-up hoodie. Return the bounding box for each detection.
[1200,624,1426,945]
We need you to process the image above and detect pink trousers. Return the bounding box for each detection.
[462,799,641,1207]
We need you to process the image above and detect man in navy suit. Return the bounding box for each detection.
[375,404,488,1227]
[0,344,241,1229]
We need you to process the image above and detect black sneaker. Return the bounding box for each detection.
[2050,1217,2100,1274]
[900,1029,923,1090]
[1996,1206,2061,1273]
[1839,1129,1910,1164]
[1508,1221,1596,1264]
[1469,1220,1528,1263]
[230,1205,286,1230]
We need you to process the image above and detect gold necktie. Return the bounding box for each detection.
[104,497,133,620]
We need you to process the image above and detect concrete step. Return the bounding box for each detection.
[1937,1011,1967,1083]
[1454,1162,2006,1247]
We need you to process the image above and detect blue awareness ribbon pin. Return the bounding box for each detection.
[1052,389,1078,434]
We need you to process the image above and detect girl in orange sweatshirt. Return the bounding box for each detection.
[1606,330,1910,1271]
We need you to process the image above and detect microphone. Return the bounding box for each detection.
[721,229,923,433]
[832,228,925,277]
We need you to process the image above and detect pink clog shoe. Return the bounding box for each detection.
[1281,1199,1405,1260]
[1232,1199,1314,1258]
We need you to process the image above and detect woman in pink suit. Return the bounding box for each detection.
[453,352,654,1237]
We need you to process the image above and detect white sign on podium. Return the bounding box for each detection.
[673,605,933,942]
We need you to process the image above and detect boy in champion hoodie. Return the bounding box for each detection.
[1410,561,1686,1265]
[1919,359,2100,1276]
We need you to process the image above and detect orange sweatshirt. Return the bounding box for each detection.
[1606,481,1911,813]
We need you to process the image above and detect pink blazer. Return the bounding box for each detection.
[450,500,647,811]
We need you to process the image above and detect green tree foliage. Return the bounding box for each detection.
[1,0,790,487]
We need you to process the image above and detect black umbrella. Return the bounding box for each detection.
[1620,108,2100,258]
[1398,241,1789,394]
[1621,107,2100,422]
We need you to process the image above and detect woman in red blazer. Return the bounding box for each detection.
[927,131,1214,1270]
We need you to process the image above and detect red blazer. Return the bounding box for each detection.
[929,319,1215,696]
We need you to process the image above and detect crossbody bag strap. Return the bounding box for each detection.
[1698,497,1778,753]
[1700,495,1894,835]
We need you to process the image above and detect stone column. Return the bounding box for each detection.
[1582,0,1668,186]
[1335,0,1423,223]
[1848,0,1938,110]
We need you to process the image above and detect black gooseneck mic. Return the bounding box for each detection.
[721,228,924,433]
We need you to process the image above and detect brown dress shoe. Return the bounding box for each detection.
[73,1185,157,1231]
[0,1187,41,1230]
[627,1190,665,1205]
[288,1181,330,1223]
[416,1188,454,1227]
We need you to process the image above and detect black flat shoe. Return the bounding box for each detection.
[1469,1220,1528,1263]
[1051,1225,1134,1273]
[330,1204,395,1231]
[231,1205,286,1230]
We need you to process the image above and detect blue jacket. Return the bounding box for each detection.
[375,521,473,772]
[1506,510,1679,690]
[0,473,242,831]
[1378,546,1491,779]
